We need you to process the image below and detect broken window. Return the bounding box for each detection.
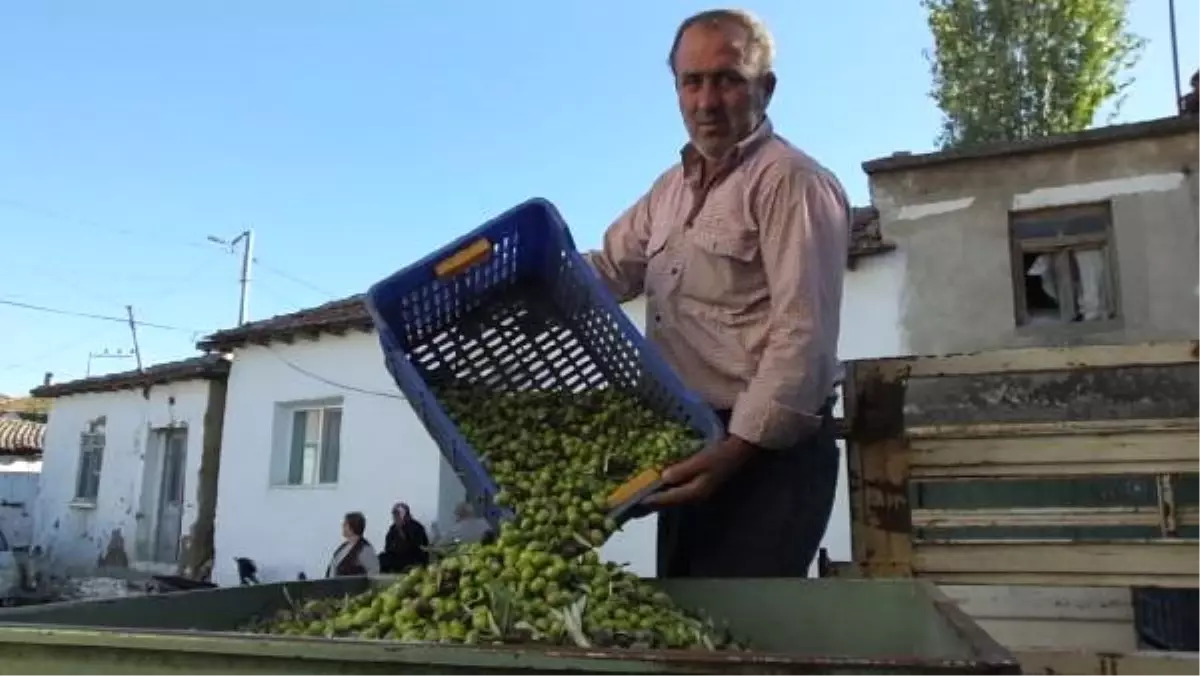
[1009,203,1118,327]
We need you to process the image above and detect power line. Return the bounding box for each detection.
[0,262,223,374]
[254,257,336,298]
[0,196,338,301]
[0,297,203,333]
[0,197,218,252]
[264,345,403,400]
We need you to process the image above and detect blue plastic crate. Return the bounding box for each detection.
[365,198,723,528]
[1133,586,1198,651]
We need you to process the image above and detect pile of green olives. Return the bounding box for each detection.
[243,387,740,651]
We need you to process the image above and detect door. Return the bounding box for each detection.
[154,428,188,564]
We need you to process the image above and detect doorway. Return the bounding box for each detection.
[143,427,188,564]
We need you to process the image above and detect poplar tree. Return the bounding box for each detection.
[922,0,1146,148]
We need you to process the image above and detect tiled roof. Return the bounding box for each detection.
[0,418,44,456]
[30,354,231,399]
[196,295,373,351]
[0,396,50,416]
[197,207,897,351]
[849,206,895,263]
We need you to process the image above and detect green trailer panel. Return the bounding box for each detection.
[0,577,1018,674]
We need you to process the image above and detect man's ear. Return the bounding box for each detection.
[759,71,777,107]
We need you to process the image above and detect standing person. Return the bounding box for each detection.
[325,511,380,578]
[436,501,495,547]
[379,502,430,573]
[586,9,849,578]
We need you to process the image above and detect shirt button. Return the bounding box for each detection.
[654,314,662,323]
[670,267,679,275]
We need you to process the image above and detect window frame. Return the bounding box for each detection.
[1008,202,1122,331]
[279,403,343,488]
[74,430,105,504]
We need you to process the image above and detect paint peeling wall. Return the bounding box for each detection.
[869,128,1200,354]
[0,470,39,549]
[32,380,214,574]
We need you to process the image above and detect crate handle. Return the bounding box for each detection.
[435,238,493,279]
[606,468,663,509]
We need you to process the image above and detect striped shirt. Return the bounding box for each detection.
[587,118,849,450]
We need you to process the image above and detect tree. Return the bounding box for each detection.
[922,0,1146,149]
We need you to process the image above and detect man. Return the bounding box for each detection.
[1180,68,1200,115]
[586,9,849,578]
[435,501,495,547]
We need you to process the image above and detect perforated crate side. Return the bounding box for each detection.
[367,198,723,527]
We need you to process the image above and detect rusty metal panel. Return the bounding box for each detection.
[901,364,1198,427]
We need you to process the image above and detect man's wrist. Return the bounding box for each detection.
[722,434,758,460]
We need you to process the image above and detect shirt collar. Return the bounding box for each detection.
[680,116,775,183]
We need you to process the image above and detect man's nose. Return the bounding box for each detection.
[696,79,722,109]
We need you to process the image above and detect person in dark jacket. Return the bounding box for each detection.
[378,502,430,574]
[325,511,380,578]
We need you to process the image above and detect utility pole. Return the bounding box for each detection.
[1169,0,1182,109]
[207,229,255,326]
[126,305,145,373]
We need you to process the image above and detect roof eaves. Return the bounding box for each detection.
[30,354,231,399]
[862,114,1199,176]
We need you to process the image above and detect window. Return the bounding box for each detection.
[75,428,105,502]
[1009,203,1119,327]
[283,405,343,486]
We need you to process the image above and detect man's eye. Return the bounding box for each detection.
[717,72,747,87]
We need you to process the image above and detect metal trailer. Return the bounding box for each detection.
[0,577,1019,674]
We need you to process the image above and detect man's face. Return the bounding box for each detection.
[673,21,775,160]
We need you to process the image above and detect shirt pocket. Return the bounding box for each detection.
[689,225,759,263]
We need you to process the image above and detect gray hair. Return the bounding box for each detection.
[667,9,776,78]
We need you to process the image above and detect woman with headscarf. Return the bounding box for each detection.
[325,511,380,578]
[378,502,430,574]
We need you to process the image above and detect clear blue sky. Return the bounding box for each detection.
[1,1,1196,395]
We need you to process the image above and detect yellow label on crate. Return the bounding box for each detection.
[435,238,492,279]
[606,468,662,508]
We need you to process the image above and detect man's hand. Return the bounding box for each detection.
[643,436,757,508]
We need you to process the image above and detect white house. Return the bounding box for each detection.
[0,418,44,551]
[198,212,901,586]
[29,355,230,576]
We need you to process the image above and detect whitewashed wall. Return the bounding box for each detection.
[0,469,39,549]
[33,381,213,574]
[212,330,452,586]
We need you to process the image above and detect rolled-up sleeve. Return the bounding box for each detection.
[727,164,849,450]
[584,188,656,303]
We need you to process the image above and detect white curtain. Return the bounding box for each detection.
[1026,250,1109,321]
